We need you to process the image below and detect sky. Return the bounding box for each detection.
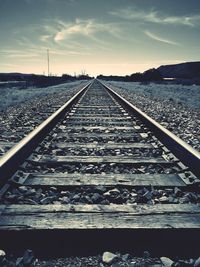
[0,0,200,76]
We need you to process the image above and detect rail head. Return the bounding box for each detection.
[0,81,92,185]
[100,80,200,178]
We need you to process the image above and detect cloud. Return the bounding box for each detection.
[40,35,51,41]
[67,51,92,56]
[0,49,38,58]
[1,63,21,67]
[53,18,121,43]
[144,30,179,45]
[110,8,200,27]
[0,46,92,63]
[50,49,92,56]
[11,17,123,54]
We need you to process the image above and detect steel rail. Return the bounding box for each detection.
[0,81,92,185]
[100,80,200,177]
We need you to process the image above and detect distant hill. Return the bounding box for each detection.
[157,61,200,79]
[0,72,92,87]
[0,73,35,81]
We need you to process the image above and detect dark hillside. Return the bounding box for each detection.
[158,62,200,79]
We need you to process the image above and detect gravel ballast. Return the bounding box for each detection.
[1,249,200,267]
[2,185,200,205]
[0,81,89,155]
[106,81,200,151]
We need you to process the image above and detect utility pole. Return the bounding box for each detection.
[47,49,50,76]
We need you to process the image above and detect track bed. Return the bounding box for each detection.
[0,80,199,256]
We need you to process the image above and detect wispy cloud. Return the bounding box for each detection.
[1,63,21,67]
[40,35,51,42]
[15,31,90,54]
[53,18,121,43]
[144,30,179,45]
[110,8,200,27]
[0,49,38,58]
[0,46,92,62]
[50,49,92,56]
[11,17,123,55]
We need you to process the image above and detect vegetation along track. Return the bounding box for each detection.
[0,79,200,256]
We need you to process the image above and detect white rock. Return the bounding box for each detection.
[0,249,6,258]
[102,251,118,264]
[131,193,138,197]
[159,196,169,203]
[104,188,120,197]
[160,257,174,267]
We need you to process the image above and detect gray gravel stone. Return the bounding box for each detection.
[60,196,70,204]
[174,187,182,197]
[108,82,200,151]
[2,185,200,205]
[72,194,80,202]
[143,251,150,258]
[91,193,102,203]
[22,249,34,265]
[122,253,130,261]
[16,257,24,267]
[95,185,107,193]
[18,186,29,193]
[40,196,55,204]
[143,191,153,201]
[194,257,200,267]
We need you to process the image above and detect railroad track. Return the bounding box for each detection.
[0,79,199,256]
